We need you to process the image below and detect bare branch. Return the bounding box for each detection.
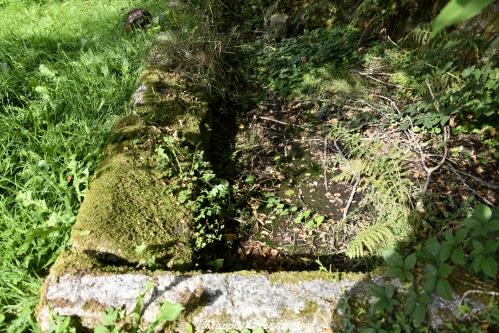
[459,290,499,307]
[355,71,405,89]
[444,164,499,190]
[259,116,290,126]
[343,177,361,221]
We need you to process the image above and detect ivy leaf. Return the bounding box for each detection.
[387,267,404,279]
[155,301,184,322]
[436,278,453,300]
[404,253,417,270]
[484,240,498,253]
[487,219,499,232]
[385,284,395,298]
[472,240,484,252]
[482,257,498,278]
[472,255,484,273]
[369,284,386,299]
[384,251,403,267]
[439,242,453,262]
[438,263,454,277]
[451,247,465,266]
[413,303,427,327]
[425,264,438,277]
[425,237,440,256]
[444,231,454,242]
[454,228,468,243]
[431,0,494,38]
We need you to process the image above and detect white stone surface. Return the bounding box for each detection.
[37,272,488,332]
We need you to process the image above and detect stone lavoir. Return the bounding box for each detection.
[36,1,497,332]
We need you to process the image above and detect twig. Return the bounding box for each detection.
[386,35,401,48]
[444,164,499,190]
[448,167,494,206]
[422,126,449,194]
[323,133,328,192]
[459,290,499,306]
[420,80,448,194]
[426,79,436,101]
[355,71,405,89]
[343,177,361,220]
[259,116,290,126]
[358,71,396,76]
[357,14,378,47]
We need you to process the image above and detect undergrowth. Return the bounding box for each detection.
[0,0,167,330]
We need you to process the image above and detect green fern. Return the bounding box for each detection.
[329,124,414,259]
[346,224,394,258]
[403,23,432,47]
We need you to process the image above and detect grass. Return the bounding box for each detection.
[0,0,167,330]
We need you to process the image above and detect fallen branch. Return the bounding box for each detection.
[259,116,290,126]
[444,164,499,190]
[323,132,329,192]
[459,290,499,307]
[448,167,494,206]
[343,177,361,221]
[355,71,405,89]
[421,126,449,194]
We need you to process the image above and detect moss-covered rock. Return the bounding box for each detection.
[71,147,193,267]
[70,28,213,269]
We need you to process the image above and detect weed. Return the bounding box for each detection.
[155,136,232,251]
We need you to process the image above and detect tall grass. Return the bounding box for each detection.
[0,0,166,330]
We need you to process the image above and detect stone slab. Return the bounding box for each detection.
[37,271,489,332]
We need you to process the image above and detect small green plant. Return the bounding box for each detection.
[406,62,498,131]
[363,204,499,331]
[156,136,232,250]
[265,194,297,217]
[248,26,360,99]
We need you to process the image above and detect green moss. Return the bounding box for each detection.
[299,300,319,317]
[48,250,132,277]
[70,147,194,268]
[268,271,369,285]
[82,299,107,313]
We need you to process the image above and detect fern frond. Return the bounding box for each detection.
[346,224,393,258]
[403,23,431,47]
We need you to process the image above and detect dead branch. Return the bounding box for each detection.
[343,176,361,221]
[323,132,328,192]
[355,70,404,89]
[421,126,449,194]
[459,290,499,307]
[259,116,290,126]
[444,164,499,190]
[447,167,494,206]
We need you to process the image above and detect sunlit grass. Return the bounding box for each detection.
[0,0,166,330]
